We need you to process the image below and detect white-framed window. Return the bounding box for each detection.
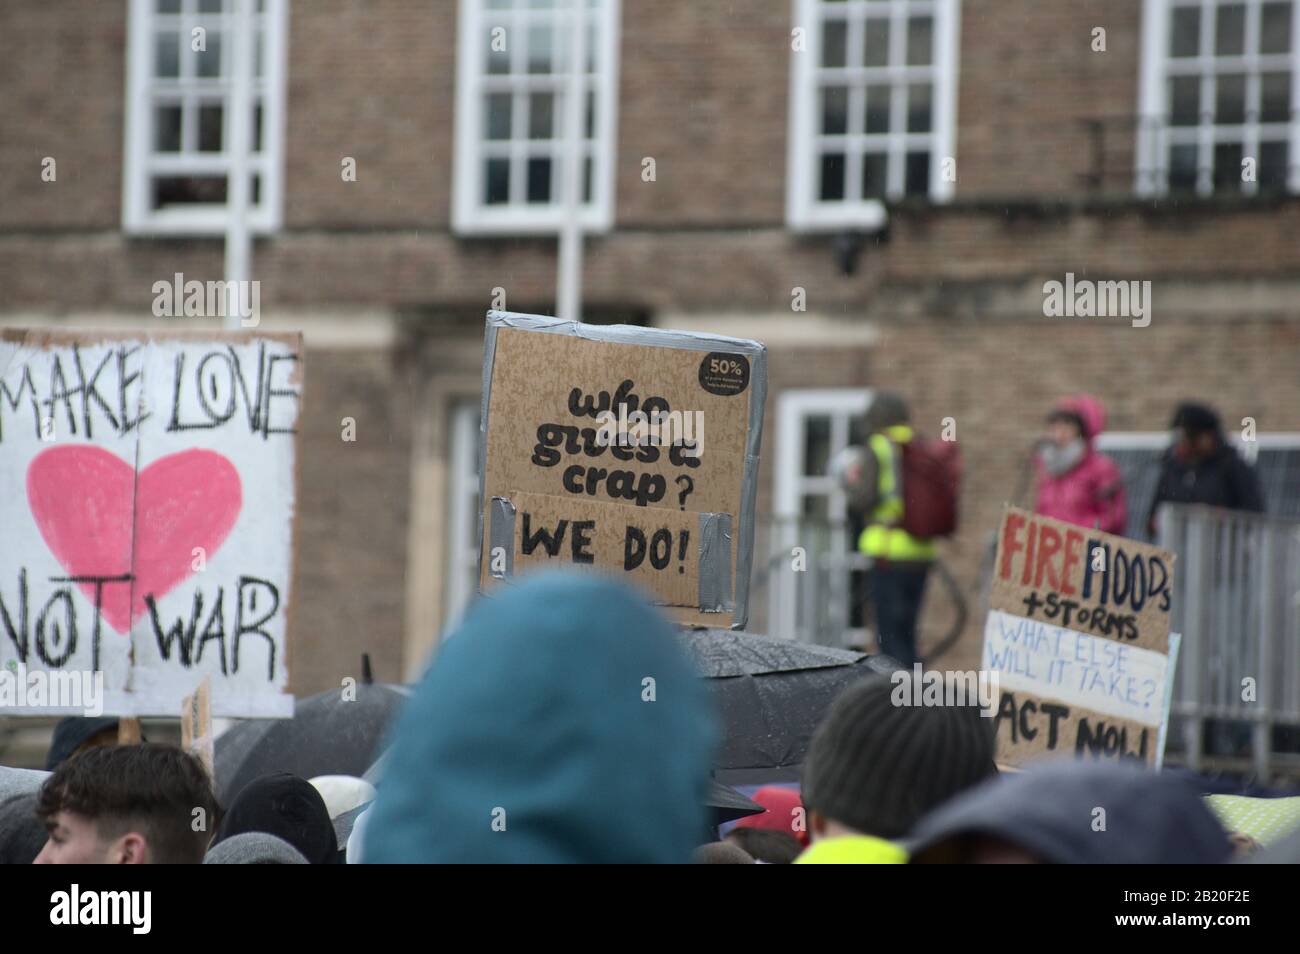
[123,0,288,235]
[1096,431,1300,538]
[453,0,621,235]
[1137,0,1300,197]
[786,0,961,232]
[772,389,874,644]
[444,399,483,632]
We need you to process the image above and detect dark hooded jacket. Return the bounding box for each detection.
[908,760,1232,864]
[1147,432,1265,534]
[363,572,718,863]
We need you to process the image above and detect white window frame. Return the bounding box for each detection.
[453,0,621,235]
[786,0,961,233]
[773,388,874,643]
[1137,0,1300,197]
[123,0,288,235]
[444,399,483,632]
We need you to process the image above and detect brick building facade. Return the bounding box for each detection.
[3,0,1298,692]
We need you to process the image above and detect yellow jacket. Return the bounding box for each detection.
[857,425,937,561]
[795,835,909,864]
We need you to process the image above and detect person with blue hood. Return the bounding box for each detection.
[363,571,718,863]
[907,759,1233,864]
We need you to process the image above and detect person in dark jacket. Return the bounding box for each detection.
[1146,402,1265,536]
[908,760,1233,864]
[1147,404,1266,758]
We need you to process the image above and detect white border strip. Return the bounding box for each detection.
[983,609,1168,727]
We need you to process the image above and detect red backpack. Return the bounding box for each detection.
[898,437,961,538]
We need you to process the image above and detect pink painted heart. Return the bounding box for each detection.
[26,446,242,634]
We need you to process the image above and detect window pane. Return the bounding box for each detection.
[864,83,891,132]
[908,82,932,132]
[529,92,554,139]
[154,104,182,152]
[486,26,510,75]
[1213,142,1243,191]
[1261,71,1291,123]
[905,150,930,196]
[1170,5,1200,57]
[583,155,593,203]
[527,23,555,74]
[804,416,832,476]
[155,31,180,77]
[252,99,263,152]
[585,88,595,138]
[198,102,224,152]
[198,0,224,13]
[486,93,512,139]
[526,156,552,203]
[821,19,847,68]
[1261,2,1293,54]
[151,175,227,209]
[821,85,848,134]
[1169,143,1199,191]
[862,152,887,198]
[1169,75,1200,125]
[484,158,510,204]
[1216,73,1246,124]
[802,494,829,522]
[863,18,889,66]
[1259,140,1290,190]
[157,0,181,12]
[819,152,846,201]
[907,16,933,66]
[197,31,223,78]
[1215,4,1246,55]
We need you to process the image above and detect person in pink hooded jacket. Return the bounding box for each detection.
[1033,394,1127,535]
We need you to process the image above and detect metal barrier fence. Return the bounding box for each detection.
[1157,503,1300,778]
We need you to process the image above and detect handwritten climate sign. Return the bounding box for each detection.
[0,331,300,717]
[478,312,766,628]
[983,506,1175,766]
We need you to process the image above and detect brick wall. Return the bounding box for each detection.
[3,0,1299,683]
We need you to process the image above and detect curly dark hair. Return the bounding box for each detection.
[37,743,219,864]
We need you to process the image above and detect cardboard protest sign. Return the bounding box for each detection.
[0,330,300,717]
[478,312,765,628]
[982,506,1176,767]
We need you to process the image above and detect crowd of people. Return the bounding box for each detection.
[0,391,1286,864]
[1,568,1295,864]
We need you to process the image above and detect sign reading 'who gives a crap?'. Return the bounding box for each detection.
[476,311,767,629]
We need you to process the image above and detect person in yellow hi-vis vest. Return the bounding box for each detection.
[852,392,935,667]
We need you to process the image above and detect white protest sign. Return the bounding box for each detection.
[0,331,300,717]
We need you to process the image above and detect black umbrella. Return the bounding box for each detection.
[706,777,765,826]
[215,674,410,805]
[680,628,891,786]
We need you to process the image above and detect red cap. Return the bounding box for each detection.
[733,786,808,847]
